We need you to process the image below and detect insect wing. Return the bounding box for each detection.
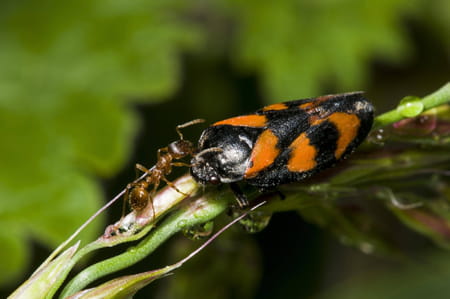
[245,92,373,188]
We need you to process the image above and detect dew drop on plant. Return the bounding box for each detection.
[308,184,328,192]
[396,96,424,117]
[367,128,386,145]
[182,221,214,240]
[234,210,272,233]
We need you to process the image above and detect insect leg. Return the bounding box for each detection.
[135,163,151,175]
[171,162,191,167]
[229,182,249,208]
[162,176,188,196]
[147,192,156,220]
[259,187,286,201]
[176,119,205,140]
[157,147,169,160]
[121,183,133,218]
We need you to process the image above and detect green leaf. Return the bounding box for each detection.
[60,183,229,297]
[223,0,418,99]
[0,0,202,285]
[316,252,450,299]
[65,265,176,299]
[9,243,79,299]
[0,228,27,286]
[160,234,261,299]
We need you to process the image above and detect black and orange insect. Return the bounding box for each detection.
[190,92,374,207]
[124,119,204,214]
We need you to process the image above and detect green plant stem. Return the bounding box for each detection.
[58,83,449,297]
[373,82,450,129]
[60,191,230,298]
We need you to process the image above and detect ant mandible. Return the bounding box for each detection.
[123,119,204,217]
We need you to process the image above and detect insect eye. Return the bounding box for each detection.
[209,176,220,185]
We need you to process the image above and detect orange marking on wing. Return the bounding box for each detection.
[262,103,288,111]
[327,112,360,159]
[315,94,335,102]
[299,102,314,109]
[213,115,267,127]
[299,95,334,110]
[245,129,279,178]
[287,133,317,172]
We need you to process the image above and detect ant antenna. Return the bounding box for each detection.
[176,119,205,140]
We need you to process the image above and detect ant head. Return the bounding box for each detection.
[168,139,195,159]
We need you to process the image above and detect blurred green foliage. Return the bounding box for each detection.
[0,0,202,286]
[0,0,448,295]
[223,0,415,98]
[316,252,450,299]
[160,232,261,299]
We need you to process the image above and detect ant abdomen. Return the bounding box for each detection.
[128,185,149,211]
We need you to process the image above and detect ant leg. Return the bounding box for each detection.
[176,119,205,140]
[162,176,188,196]
[229,183,249,208]
[147,192,156,221]
[259,187,285,200]
[157,147,168,160]
[121,183,133,219]
[171,162,191,167]
[275,189,286,200]
[136,163,151,175]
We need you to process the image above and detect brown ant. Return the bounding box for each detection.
[123,119,204,217]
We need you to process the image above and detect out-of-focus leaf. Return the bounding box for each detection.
[265,117,450,256]
[420,0,450,48]
[0,169,102,285]
[388,184,450,248]
[159,234,261,299]
[393,207,450,248]
[222,0,419,99]
[8,243,79,299]
[0,228,27,286]
[316,252,450,299]
[0,0,202,285]
[294,195,400,256]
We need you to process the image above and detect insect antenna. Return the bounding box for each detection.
[176,119,205,140]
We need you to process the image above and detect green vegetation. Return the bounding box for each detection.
[0,0,448,298]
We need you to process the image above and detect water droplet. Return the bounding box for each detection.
[236,210,272,233]
[368,128,386,145]
[308,184,327,192]
[396,96,424,118]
